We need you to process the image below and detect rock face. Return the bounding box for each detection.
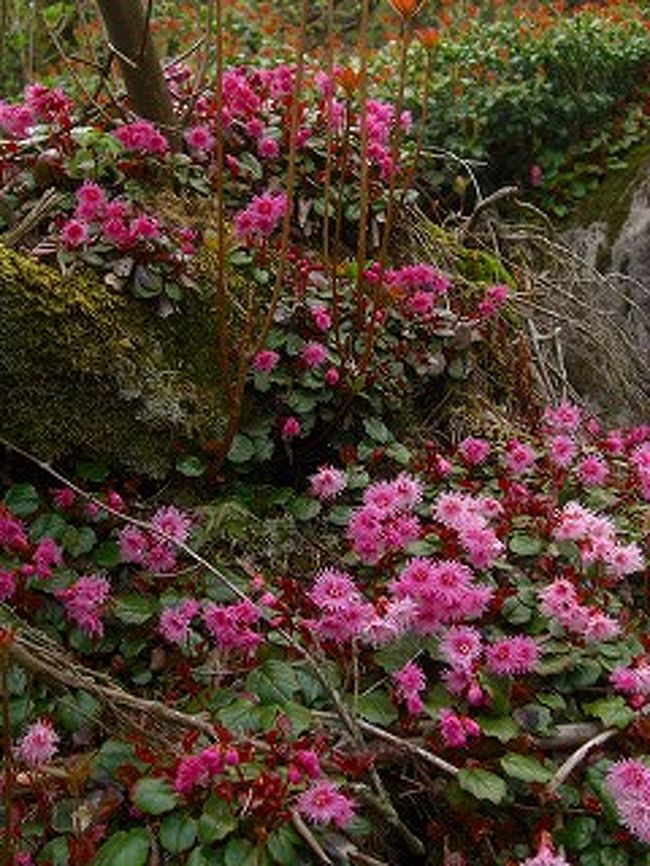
[0,246,226,476]
[559,149,650,421]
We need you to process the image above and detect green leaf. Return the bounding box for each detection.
[218,699,261,733]
[267,826,299,865]
[478,715,519,743]
[76,460,110,483]
[557,816,598,851]
[95,740,145,777]
[114,595,157,625]
[375,634,423,672]
[508,534,544,556]
[132,777,178,815]
[357,690,398,726]
[457,768,507,804]
[500,753,553,783]
[94,540,121,568]
[176,455,207,477]
[160,814,197,854]
[37,836,69,866]
[289,496,321,522]
[93,829,149,866]
[56,690,101,732]
[5,483,40,516]
[225,838,256,866]
[583,697,635,730]
[62,526,97,557]
[246,660,298,704]
[282,701,314,735]
[30,513,67,542]
[199,797,237,844]
[363,418,391,444]
[227,434,256,464]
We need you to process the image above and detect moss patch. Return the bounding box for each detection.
[0,246,227,476]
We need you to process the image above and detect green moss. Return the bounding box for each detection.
[0,246,226,476]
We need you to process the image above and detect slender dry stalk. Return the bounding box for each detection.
[213,0,230,401]
[353,0,371,328]
[1,642,15,866]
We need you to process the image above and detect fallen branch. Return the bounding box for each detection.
[547,728,617,793]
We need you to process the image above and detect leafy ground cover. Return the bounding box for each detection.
[0,2,649,865]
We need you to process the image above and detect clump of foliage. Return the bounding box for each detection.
[1,404,648,864]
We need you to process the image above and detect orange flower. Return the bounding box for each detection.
[335,67,362,95]
[416,27,439,49]
[386,0,426,20]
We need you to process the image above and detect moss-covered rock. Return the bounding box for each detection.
[0,246,227,476]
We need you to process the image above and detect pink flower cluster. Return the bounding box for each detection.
[393,661,427,715]
[505,439,537,475]
[538,578,620,642]
[485,635,539,676]
[0,85,71,138]
[631,441,650,500]
[0,508,29,552]
[606,759,650,844]
[610,662,650,705]
[309,465,347,500]
[385,263,451,319]
[476,283,508,320]
[347,473,423,564]
[438,707,480,748]
[174,746,229,796]
[113,119,169,155]
[297,779,355,828]
[365,98,412,178]
[55,574,111,638]
[233,191,288,242]
[202,599,261,656]
[520,835,572,866]
[17,719,59,767]
[552,502,644,580]
[159,599,200,646]
[307,568,374,644]
[433,491,505,569]
[119,506,191,573]
[389,558,493,634]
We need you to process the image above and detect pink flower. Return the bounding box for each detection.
[311,306,332,331]
[33,537,63,578]
[520,834,571,866]
[458,437,490,466]
[103,216,131,247]
[55,574,111,638]
[544,401,582,434]
[439,625,483,670]
[294,749,321,780]
[234,191,288,241]
[114,120,168,155]
[297,780,355,828]
[281,416,301,440]
[393,661,426,715]
[258,137,279,159]
[438,708,479,748]
[505,439,537,475]
[159,599,199,645]
[174,747,224,796]
[529,164,544,187]
[129,214,160,241]
[576,454,609,486]
[185,124,215,152]
[302,341,327,368]
[17,720,59,767]
[151,505,191,544]
[0,570,17,601]
[119,526,150,565]
[252,349,280,374]
[75,182,106,221]
[485,636,539,676]
[325,367,340,385]
[309,568,359,611]
[60,218,89,248]
[606,759,650,844]
[202,600,261,656]
[310,466,347,500]
[51,487,76,509]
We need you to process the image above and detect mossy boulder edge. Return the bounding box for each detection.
[0,245,227,476]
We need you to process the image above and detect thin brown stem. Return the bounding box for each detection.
[353,0,371,330]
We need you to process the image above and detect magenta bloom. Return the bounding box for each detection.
[114,120,168,155]
[252,349,280,374]
[576,454,609,486]
[297,780,355,828]
[485,636,539,676]
[309,568,359,611]
[281,416,301,440]
[309,466,347,500]
[393,661,426,715]
[75,182,106,221]
[439,625,482,670]
[606,759,650,844]
[17,720,59,767]
[458,437,490,467]
[60,218,89,248]
[159,599,199,645]
[151,505,191,544]
[258,136,279,159]
[55,574,111,638]
[301,341,327,368]
[174,747,224,796]
[185,124,215,152]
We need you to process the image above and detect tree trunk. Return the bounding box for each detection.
[95,0,178,144]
